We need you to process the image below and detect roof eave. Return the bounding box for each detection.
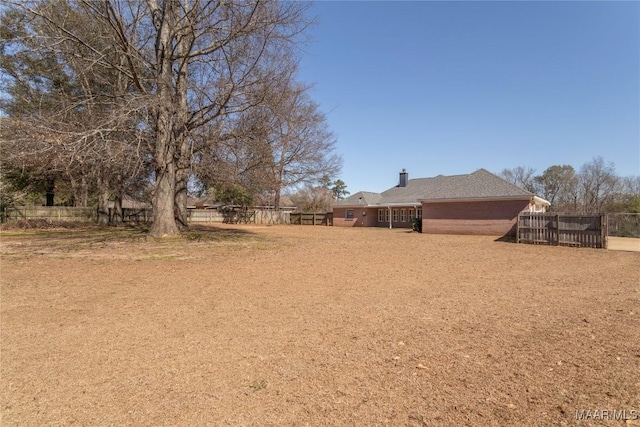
[419,195,536,203]
[334,202,421,208]
[533,196,551,206]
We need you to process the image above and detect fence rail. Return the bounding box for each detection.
[289,212,333,226]
[188,209,224,223]
[1,206,292,226]
[4,206,97,223]
[517,213,607,249]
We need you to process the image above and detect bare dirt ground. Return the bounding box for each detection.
[1,224,639,426]
[608,237,640,252]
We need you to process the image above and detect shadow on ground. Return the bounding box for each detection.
[0,223,259,256]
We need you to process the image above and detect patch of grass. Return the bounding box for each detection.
[0,223,270,260]
[250,379,268,392]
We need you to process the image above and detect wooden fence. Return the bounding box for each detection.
[517,213,607,249]
[3,206,293,226]
[289,212,333,226]
[3,206,96,223]
[253,210,290,225]
[188,209,224,223]
[108,208,152,223]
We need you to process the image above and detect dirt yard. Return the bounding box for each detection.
[1,225,638,426]
[608,237,640,252]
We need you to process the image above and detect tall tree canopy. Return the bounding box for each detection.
[1,0,333,236]
[500,157,638,214]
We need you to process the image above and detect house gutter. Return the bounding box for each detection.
[419,196,544,203]
[334,202,421,208]
[532,196,551,206]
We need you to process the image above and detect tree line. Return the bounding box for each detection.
[0,0,341,237]
[500,157,640,214]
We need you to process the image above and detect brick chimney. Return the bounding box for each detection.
[399,169,408,187]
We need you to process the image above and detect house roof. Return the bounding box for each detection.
[336,191,383,207]
[335,169,547,207]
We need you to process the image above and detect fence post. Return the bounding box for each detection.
[555,214,560,245]
[601,214,607,249]
[516,213,521,243]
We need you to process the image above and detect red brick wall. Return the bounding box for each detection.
[421,199,530,236]
[333,207,379,227]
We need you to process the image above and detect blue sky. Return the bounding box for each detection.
[297,1,640,193]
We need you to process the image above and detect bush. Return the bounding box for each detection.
[411,218,422,232]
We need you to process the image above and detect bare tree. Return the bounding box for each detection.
[290,185,333,212]
[3,0,310,236]
[193,59,341,212]
[578,156,619,213]
[1,2,149,222]
[500,166,538,193]
[251,70,341,210]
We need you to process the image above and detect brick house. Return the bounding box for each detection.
[333,169,550,236]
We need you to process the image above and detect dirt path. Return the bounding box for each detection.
[1,225,639,426]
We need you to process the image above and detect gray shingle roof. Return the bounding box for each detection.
[334,169,535,207]
[336,191,382,206]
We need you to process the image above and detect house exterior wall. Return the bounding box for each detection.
[333,206,419,228]
[421,199,531,236]
[333,207,379,227]
[372,206,419,229]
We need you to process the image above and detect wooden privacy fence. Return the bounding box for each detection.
[188,209,224,223]
[108,208,152,223]
[3,206,96,223]
[289,212,333,226]
[3,206,293,226]
[186,209,290,225]
[253,210,290,225]
[517,213,607,249]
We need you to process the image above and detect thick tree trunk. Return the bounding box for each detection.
[113,193,123,225]
[97,183,110,226]
[175,169,189,230]
[148,0,180,238]
[150,160,179,237]
[173,21,193,232]
[79,177,89,207]
[45,177,55,206]
[274,188,281,212]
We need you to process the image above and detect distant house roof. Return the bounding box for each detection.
[187,196,220,209]
[107,197,149,209]
[335,169,549,207]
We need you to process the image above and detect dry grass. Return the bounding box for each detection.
[1,224,639,426]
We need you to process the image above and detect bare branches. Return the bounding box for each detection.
[1,0,321,234]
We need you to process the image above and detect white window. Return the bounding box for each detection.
[378,209,384,222]
[417,209,422,219]
[392,209,398,222]
[400,209,406,222]
[385,209,390,222]
[408,209,414,222]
